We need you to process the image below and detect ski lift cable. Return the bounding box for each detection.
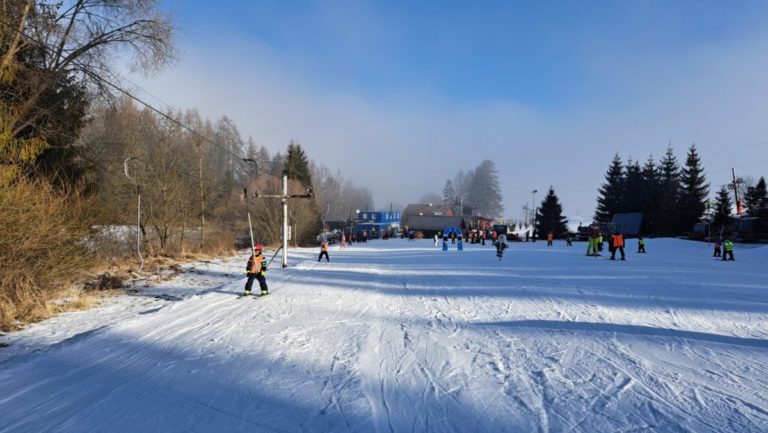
[3,19,266,200]
[0,17,252,172]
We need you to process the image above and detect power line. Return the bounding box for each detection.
[75,65,247,165]
[0,15,252,171]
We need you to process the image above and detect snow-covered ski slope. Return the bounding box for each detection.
[2,238,768,433]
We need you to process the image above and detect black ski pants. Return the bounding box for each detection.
[611,246,625,260]
[245,274,268,292]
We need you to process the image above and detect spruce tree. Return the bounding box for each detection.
[536,186,568,238]
[594,154,624,223]
[713,185,732,230]
[745,177,767,216]
[622,159,644,214]
[640,156,661,235]
[281,141,321,244]
[282,141,313,187]
[270,152,284,176]
[467,160,504,218]
[442,180,456,204]
[758,177,768,219]
[679,144,709,232]
[245,136,258,161]
[658,144,681,235]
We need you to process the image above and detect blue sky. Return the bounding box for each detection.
[135,0,768,220]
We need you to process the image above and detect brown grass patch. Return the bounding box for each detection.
[0,177,98,331]
[0,176,241,332]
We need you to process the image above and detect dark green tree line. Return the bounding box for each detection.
[594,144,709,236]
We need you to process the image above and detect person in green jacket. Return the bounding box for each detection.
[638,237,646,253]
[722,239,735,261]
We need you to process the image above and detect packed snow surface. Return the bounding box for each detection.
[2,238,768,432]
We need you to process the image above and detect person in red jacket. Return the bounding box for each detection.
[610,231,625,260]
[546,231,554,247]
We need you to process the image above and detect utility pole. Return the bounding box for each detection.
[197,137,205,250]
[729,168,744,216]
[531,189,538,239]
[243,159,257,252]
[254,175,314,267]
[124,157,144,271]
[282,175,289,265]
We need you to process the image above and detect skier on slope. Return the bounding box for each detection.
[318,241,330,262]
[494,238,508,260]
[610,231,626,261]
[637,236,646,253]
[722,239,735,261]
[586,224,600,256]
[244,244,269,297]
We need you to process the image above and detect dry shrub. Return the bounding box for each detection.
[204,227,237,257]
[0,177,98,331]
[83,273,126,291]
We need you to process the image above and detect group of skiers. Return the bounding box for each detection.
[583,224,648,260]
[244,228,739,296]
[713,239,735,261]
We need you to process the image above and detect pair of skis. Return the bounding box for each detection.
[237,292,269,299]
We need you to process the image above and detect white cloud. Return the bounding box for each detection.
[129,24,768,221]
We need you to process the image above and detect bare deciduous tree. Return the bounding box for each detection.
[1,0,176,180]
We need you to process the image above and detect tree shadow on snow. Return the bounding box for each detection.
[477,320,768,350]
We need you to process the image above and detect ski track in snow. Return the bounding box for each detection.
[1,239,768,432]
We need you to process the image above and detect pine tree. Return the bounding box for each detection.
[244,137,257,160]
[713,185,732,230]
[745,177,767,216]
[756,177,768,237]
[442,180,456,204]
[453,170,472,210]
[594,154,624,223]
[282,141,313,187]
[758,177,768,219]
[536,186,568,238]
[255,146,271,177]
[281,141,321,245]
[640,155,661,235]
[679,144,709,232]
[467,160,504,218]
[270,152,284,176]
[621,159,644,214]
[658,144,681,235]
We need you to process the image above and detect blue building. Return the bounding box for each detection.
[353,211,401,239]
